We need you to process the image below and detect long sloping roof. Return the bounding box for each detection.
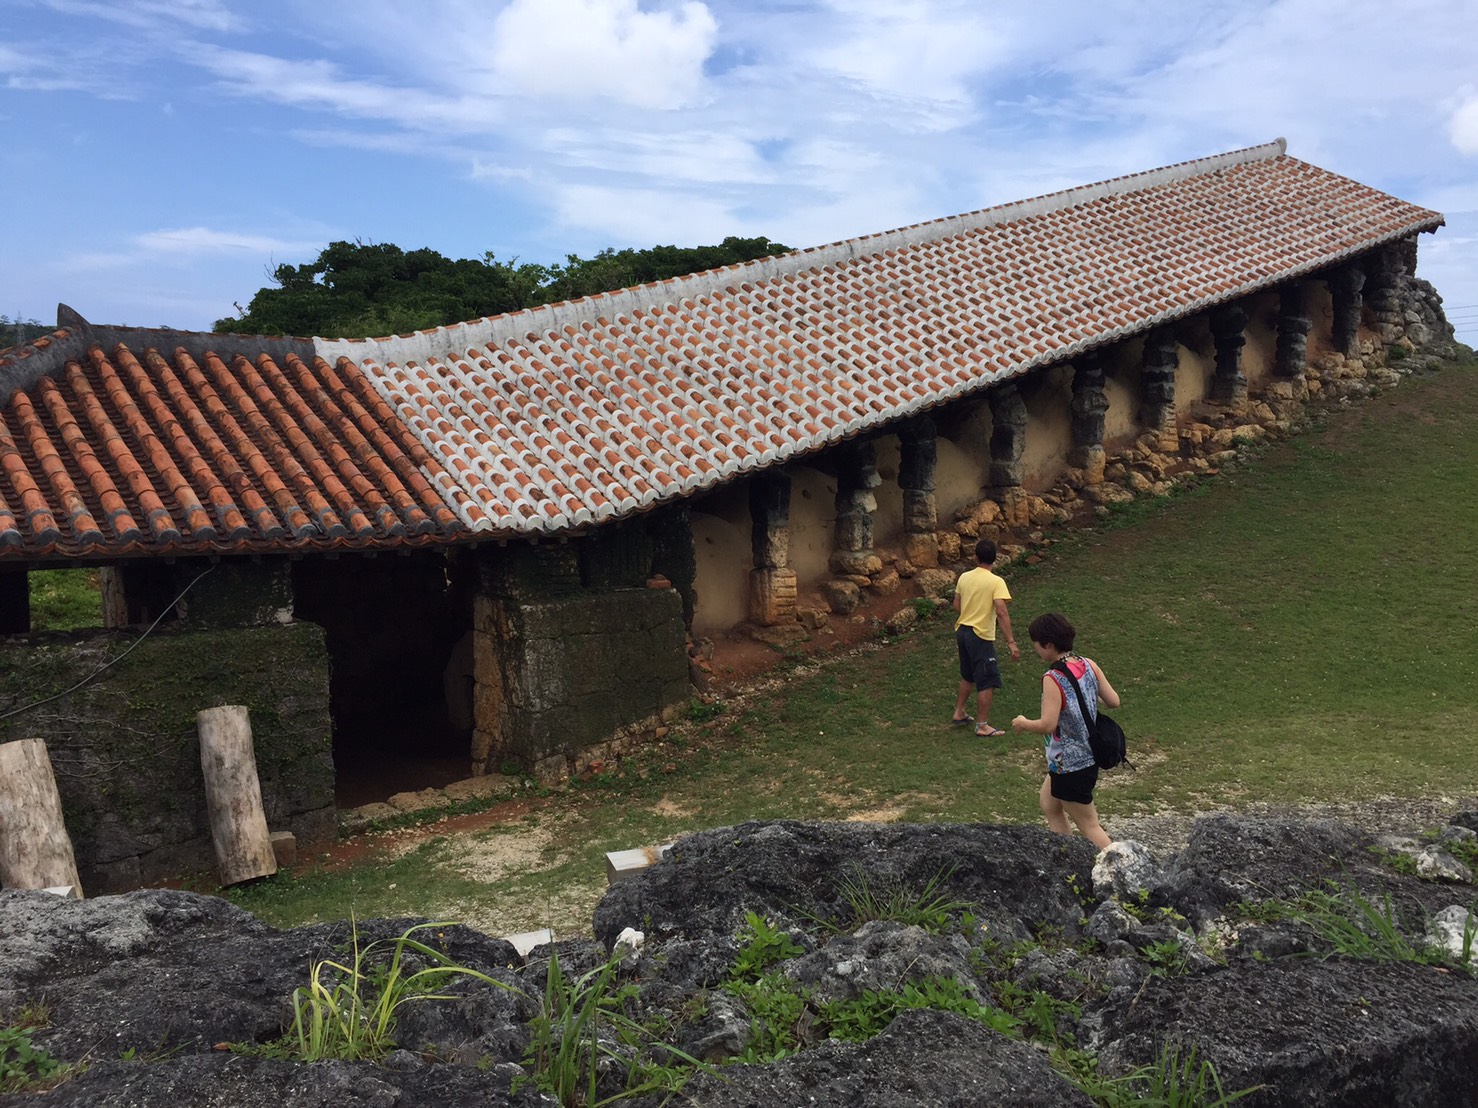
[0,140,1443,560]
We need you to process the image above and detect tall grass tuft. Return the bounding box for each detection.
[1081,1042,1261,1107]
[523,949,707,1106]
[829,864,970,933]
[286,920,513,1062]
[1272,882,1477,973]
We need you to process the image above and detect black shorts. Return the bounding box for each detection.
[956,627,1002,690]
[1049,764,1099,805]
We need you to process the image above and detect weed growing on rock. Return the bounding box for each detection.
[1254,882,1476,974]
[821,978,1021,1043]
[725,972,810,1062]
[687,698,724,723]
[1088,1042,1262,1107]
[1366,846,1419,876]
[1141,939,1193,978]
[521,950,707,1106]
[1443,837,1478,872]
[731,912,805,979]
[1120,889,1188,928]
[0,1004,76,1094]
[253,921,517,1062]
[910,597,940,619]
[829,865,970,933]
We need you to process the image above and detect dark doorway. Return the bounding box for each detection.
[292,552,473,807]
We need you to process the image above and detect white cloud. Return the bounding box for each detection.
[469,159,535,183]
[552,183,742,245]
[489,0,718,109]
[543,126,773,184]
[133,227,321,257]
[807,0,1007,111]
[39,0,241,32]
[54,251,136,274]
[1451,92,1478,156]
[193,46,505,132]
[9,0,1478,333]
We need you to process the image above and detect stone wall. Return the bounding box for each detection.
[471,542,690,780]
[0,620,333,894]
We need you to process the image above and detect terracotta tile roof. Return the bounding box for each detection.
[0,140,1444,560]
[0,339,470,557]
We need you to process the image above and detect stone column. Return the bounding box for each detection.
[1139,329,1179,453]
[469,543,580,776]
[829,440,882,576]
[1364,243,1409,344]
[748,473,796,626]
[1209,304,1249,408]
[1329,264,1366,359]
[898,416,939,568]
[1067,353,1110,484]
[1274,284,1312,398]
[986,383,1030,528]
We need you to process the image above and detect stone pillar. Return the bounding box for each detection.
[1067,353,1110,484]
[1274,284,1312,398]
[829,440,882,576]
[985,384,1030,528]
[0,572,28,635]
[1139,329,1179,453]
[1209,304,1249,408]
[1330,264,1366,359]
[898,417,939,568]
[469,542,580,776]
[748,473,796,626]
[1364,243,1409,344]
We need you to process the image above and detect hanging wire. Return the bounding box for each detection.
[0,565,216,722]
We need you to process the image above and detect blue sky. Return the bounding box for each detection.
[4,0,1477,345]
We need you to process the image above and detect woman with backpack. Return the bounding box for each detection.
[1010,612,1120,850]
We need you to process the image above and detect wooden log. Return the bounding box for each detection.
[0,738,84,896]
[197,706,278,886]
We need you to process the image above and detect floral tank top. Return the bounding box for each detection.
[1044,656,1098,774]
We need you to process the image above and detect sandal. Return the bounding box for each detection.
[950,716,974,726]
[975,724,1006,737]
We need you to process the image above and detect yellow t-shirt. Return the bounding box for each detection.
[954,567,1011,639]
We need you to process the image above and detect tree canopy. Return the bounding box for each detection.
[213,236,791,338]
[1,314,49,351]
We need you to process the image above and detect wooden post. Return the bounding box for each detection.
[0,739,84,896]
[99,567,129,628]
[197,706,278,886]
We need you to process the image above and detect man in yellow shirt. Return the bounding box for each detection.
[951,538,1019,737]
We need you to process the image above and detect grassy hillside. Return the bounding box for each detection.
[229,359,1478,935]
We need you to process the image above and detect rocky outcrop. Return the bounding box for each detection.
[3,813,1476,1106]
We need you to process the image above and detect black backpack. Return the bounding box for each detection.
[1050,659,1130,771]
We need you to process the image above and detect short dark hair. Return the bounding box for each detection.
[1028,612,1076,652]
[974,538,997,565]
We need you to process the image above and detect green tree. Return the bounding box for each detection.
[214,236,790,338]
[1,315,48,351]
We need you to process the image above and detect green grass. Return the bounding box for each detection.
[28,569,102,630]
[226,361,1478,938]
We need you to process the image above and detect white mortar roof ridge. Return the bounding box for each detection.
[313,139,1290,367]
